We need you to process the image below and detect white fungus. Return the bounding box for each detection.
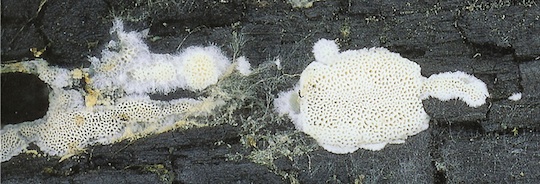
[179,45,231,91]
[1,18,231,162]
[1,124,31,162]
[90,19,231,94]
[235,56,252,76]
[12,89,204,158]
[274,39,489,154]
[420,71,489,107]
[508,92,522,101]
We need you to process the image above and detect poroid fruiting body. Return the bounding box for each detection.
[275,39,489,153]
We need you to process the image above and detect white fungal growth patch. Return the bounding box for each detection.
[312,38,340,64]
[275,39,430,153]
[274,38,490,154]
[1,124,31,162]
[235,56,252,76]
[180,46,231,91]
[1,18,230,162]
[29,90,203,157]
[90,19,231,94]
[508,92,522,101]
[0,87,220,161]
[421,71,489,107]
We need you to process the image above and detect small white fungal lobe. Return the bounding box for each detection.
[0,87,216,162]
[180,45,231,91]
[420,71,489,107]
[235,56,252,76]
[90,19,231,94]
[508,92,522,101]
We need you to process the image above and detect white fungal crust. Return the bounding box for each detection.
[1,89,210,160]
[90,19,230,94]
[1,124,30,162]
[180,45,231,91]
[420,71,489,107]
[33,91,202,157]
[0,119,44,162]
[124,54,185,94]
[508,92,522,101]
[276,39,431,154]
